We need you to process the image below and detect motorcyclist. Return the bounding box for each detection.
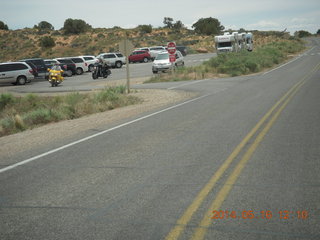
[96,57,110,76]
[51,63,62,71]
[92,57,111,79]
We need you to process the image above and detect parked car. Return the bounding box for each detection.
[54,58,77,76]
[19,58,47,78]
[67,57,88,75]
[176,46,188,56]
[0,62,34,85]
[152,50,184,73]
[96,53,126,68]
[129,50,151,63]
[149,46,167,60]
[78,55,97,72]
[44,59,69,77]
[19,61,38,77]
[138,47,150,52]
[44,59,57,69]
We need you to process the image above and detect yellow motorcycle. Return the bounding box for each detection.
[48,67,64,87]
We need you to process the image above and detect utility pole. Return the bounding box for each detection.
[119,33,134,94]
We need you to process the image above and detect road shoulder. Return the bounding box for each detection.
[0,89,195,161]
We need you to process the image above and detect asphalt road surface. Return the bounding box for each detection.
[1,38,320,240]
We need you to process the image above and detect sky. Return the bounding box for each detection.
[1,0,319,34]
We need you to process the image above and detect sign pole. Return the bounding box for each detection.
[119,36,134,94]
[125,35,130,93]
[167,42,176,78]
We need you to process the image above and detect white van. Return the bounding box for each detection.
[0,62,34,85]
[152,51,184,73]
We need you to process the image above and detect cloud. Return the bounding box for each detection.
[247,20,280,29]
[291,18,309,23]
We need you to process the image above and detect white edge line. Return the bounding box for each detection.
[263,46,316,75]
[0,94,211,174]
[168,79,211,90]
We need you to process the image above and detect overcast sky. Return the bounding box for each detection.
[1,0,319,34]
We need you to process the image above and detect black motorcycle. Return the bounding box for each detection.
[92,62,111,79]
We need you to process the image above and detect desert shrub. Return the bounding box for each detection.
[0,93,15,110]
[39,36,55,48]
[63,18,92,34]
[138,25,152,34]
[0,21,9,30]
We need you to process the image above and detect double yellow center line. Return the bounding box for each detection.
[165,63,320,240]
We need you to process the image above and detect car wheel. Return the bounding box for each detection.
[76,67,83,75]
[152,70,158,74]
[143,57,149,63]
[115,61,122,68]
[92,72,98,79]
[65,70,72,77]
[16,76,26,85]
[88,65,95,72]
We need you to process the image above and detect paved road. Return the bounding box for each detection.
[0,53,216,94]
[1,38,320,239]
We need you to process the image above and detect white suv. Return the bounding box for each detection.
[79,55,97,72]
[96,53,126,68]
[0,62,34,85]
[149,46,167,60]
[68,57,88,75]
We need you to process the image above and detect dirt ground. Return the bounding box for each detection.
[0,89,196,160]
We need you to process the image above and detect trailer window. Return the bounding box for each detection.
[218,42,232,48]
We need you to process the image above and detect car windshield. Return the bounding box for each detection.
[155,53,169,60]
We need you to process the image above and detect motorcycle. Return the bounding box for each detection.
[48,68,64,87]
[92,62,111,79]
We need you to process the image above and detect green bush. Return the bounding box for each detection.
[35,21,54,30]
[63,18,92,34]
[0,21,9,30]
[138,25,152,34]
[192,17,224,35]
[0,93,15,110]
[39,36,55,48]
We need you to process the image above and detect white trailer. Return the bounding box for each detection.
[214,33,239,54]
[245,32,254,51]
[214,32,253,53]
[238,33,247,50]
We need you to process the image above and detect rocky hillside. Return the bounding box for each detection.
[0,27,291,62]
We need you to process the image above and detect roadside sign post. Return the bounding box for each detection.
[167,42,176,75]
[119,36,134,93]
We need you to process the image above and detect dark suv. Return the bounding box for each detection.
[176,46,188,56]
[20,58,48,78]
[55,58,77,76]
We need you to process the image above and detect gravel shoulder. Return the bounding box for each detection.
[0,89,195,160]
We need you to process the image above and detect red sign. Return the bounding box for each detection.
[169,54,176,63]
[167,42,176,55]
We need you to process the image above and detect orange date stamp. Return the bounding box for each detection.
[211,210,309,220]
